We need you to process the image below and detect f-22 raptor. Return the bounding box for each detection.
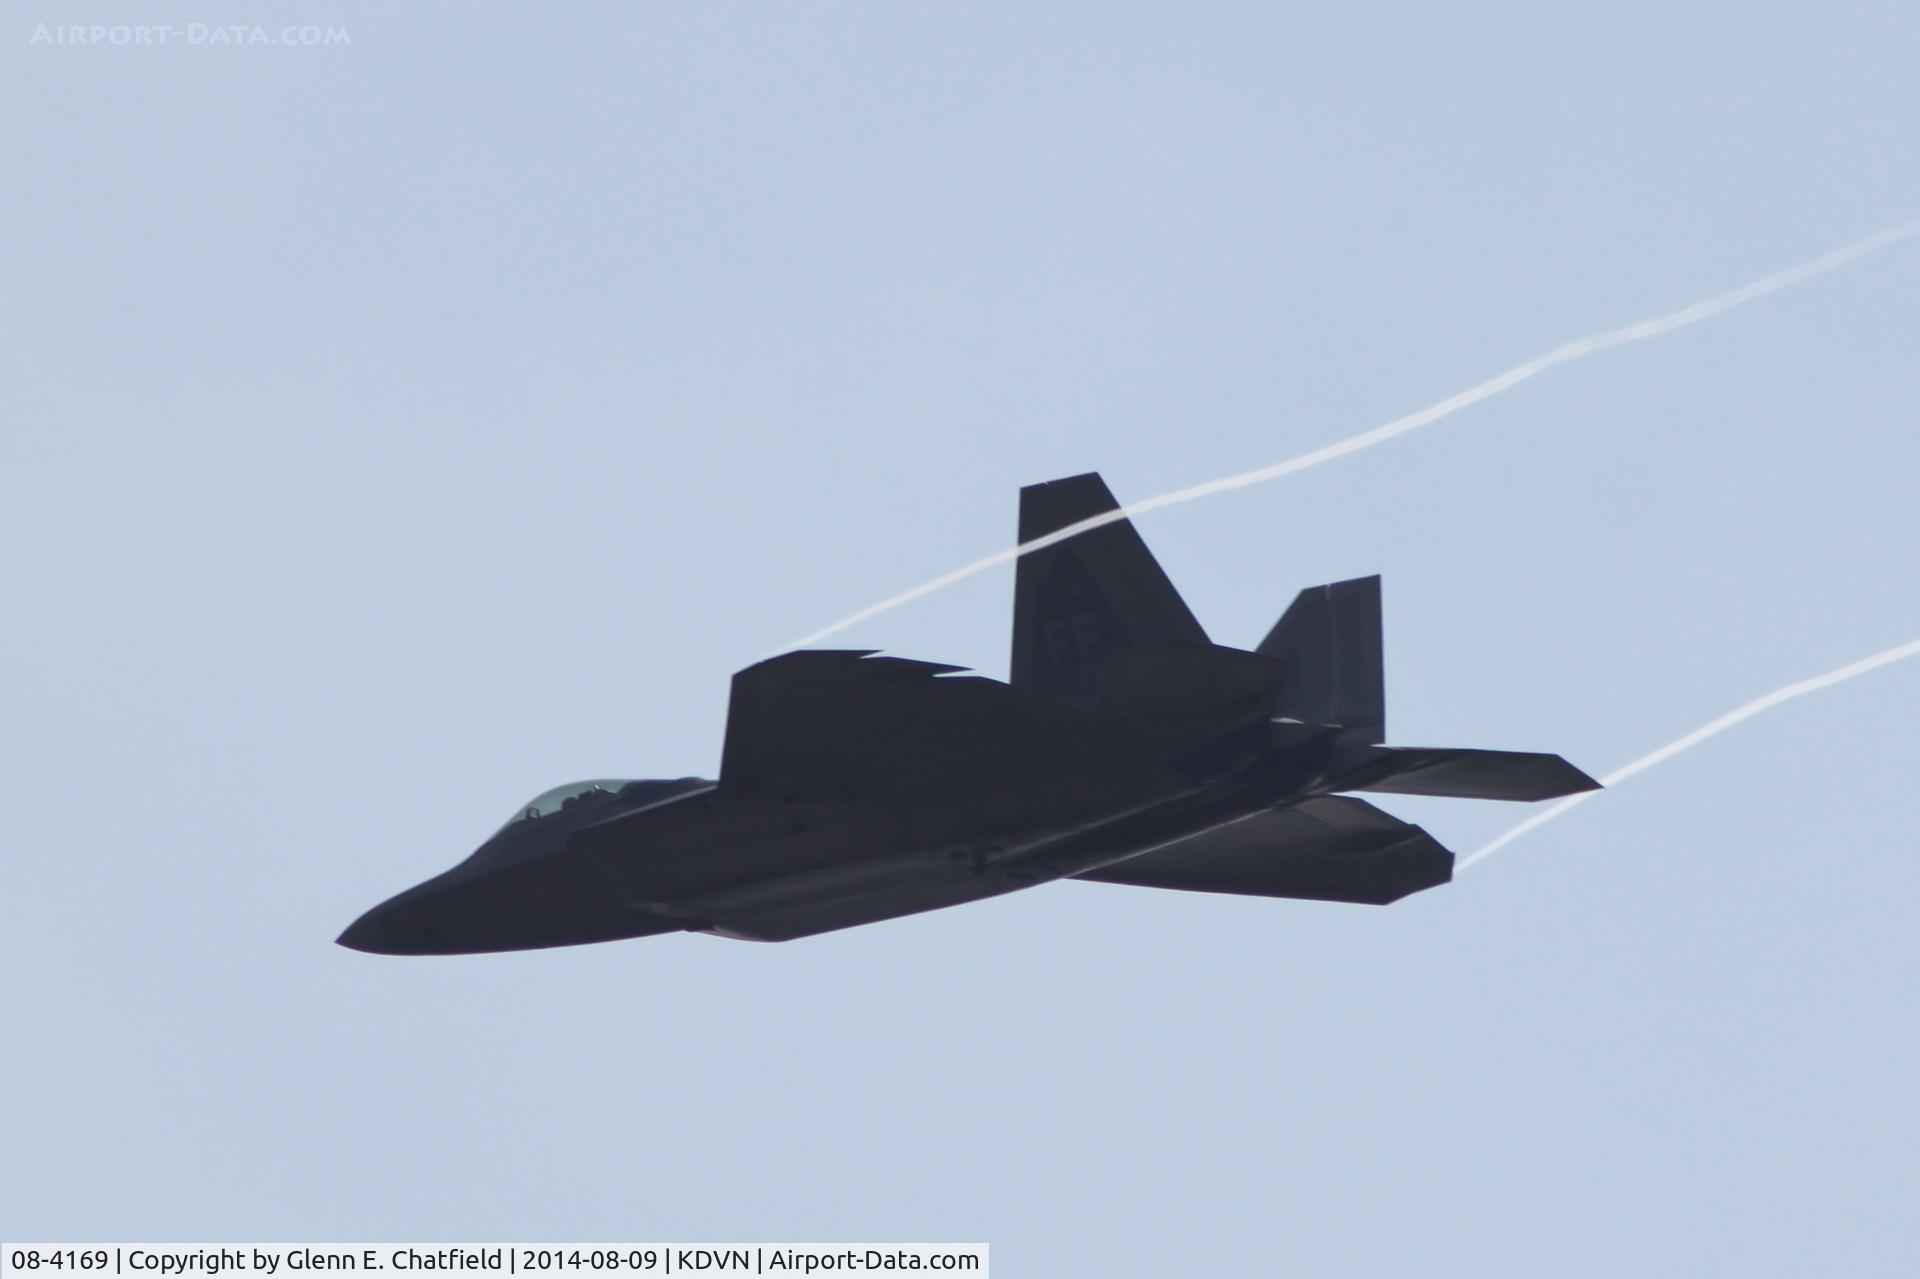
[339,472,1598,954]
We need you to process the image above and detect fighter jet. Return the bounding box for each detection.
[338,472,1598,954]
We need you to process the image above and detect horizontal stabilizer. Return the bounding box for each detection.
[1072,796,1451,906]
[1343,746,1601,802]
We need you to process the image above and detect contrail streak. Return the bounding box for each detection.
[1457,634,1920,872]
[787,220,1918,651]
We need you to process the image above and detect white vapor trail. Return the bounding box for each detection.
[787,220,1918,651]
[1457,634,1920,872]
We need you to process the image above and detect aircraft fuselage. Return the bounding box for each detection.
[339,701,1321,952]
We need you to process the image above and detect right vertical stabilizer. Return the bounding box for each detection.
[1257,576,1384,742]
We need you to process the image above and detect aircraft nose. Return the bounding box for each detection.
[337,852,686,955]
[337,902,404,954]
[336,896,445,955]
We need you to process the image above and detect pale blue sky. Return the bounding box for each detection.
[5,4,1918,1274]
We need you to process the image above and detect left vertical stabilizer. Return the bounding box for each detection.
[1011,473,1208,700]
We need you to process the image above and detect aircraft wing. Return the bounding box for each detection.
[720,649,1093,800]
[1071,796,1451,905]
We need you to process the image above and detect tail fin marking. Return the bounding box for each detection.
[1011,473,1207,699]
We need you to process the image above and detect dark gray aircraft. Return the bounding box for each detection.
[339,472,1598,954]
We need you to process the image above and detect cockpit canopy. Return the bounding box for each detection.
[499,779,636,831]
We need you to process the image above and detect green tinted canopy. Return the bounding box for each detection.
[500,779,636,830]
